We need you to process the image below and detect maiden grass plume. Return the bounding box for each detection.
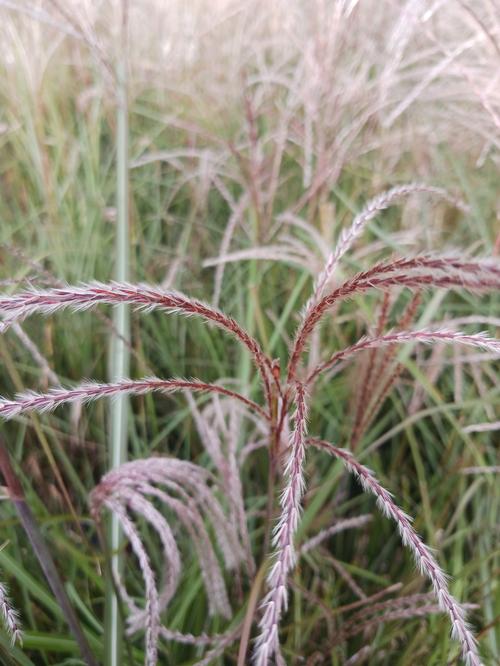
[0,2,499,664]
[0,184,498,665]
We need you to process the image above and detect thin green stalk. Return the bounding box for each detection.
[105,3,130,665]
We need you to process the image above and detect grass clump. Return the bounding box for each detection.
[0,2,498,665]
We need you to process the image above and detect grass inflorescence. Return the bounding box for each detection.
[0,2,498,665]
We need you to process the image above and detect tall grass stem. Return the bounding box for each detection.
[105,4,130,665]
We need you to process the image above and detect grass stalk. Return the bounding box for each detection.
[105,3,130,665]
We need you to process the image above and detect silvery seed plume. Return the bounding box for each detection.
[90,456,247,664]
[0,580,21,646]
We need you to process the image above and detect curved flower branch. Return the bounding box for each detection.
[307,328,500,385]
[0,377,268,421]
[288,255,500,380]
[309,438,482,666]
[0,282,276,410]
